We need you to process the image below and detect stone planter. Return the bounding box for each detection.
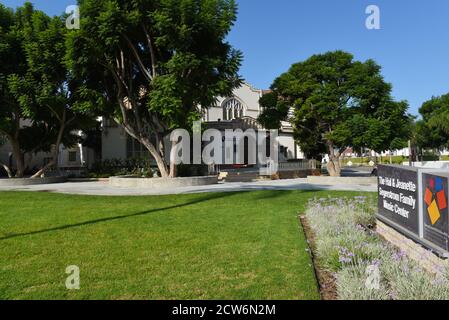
[0,176,67,186]
[109,175,219,188]
[306,176,377,185]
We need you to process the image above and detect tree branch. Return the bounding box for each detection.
[31,109,72,178]
[121,33,153,82]
[142,24,157,79]
[0,162,12,178]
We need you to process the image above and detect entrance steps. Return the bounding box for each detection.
[219,170,260,183]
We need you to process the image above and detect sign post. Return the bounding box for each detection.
[377,165,449,257]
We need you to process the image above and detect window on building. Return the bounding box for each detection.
[126,136,148,159]
[68,151,77,162]
[104,118,118,128]
[222,98,244,121]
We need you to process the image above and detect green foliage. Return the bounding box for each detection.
[0,3,28,137]
[306,197,449,300]
[0,3,95,176]
[66,0,243,176]
[257,91,290,129]
[89,158,156,178]
[416,93,449,150]
[259,51,413,158]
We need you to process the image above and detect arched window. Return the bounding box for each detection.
[222,98,244,121]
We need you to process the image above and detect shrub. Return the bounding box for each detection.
[89,158,156,178]
[176,164,209,177]
[336,263,390,300]
[305,196,449,300]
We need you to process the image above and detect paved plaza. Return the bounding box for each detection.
[0,178,377,196]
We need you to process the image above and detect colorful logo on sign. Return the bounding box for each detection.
[424,176,447,225]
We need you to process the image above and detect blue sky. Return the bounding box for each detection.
[2,0,449,116]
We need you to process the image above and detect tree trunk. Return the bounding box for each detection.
[9,138,25,178]
[327,157,342,177]
[326,142,342,177]
[31,114,66,179]
[0,162,12,178]
[31,159,56,178]
[169,161,177,178]
[115,119,170,178]
[169,140,177,178]
[140,137,169,178]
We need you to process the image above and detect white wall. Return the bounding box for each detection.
[278,133,302,161]
[205,82,262,122]
[0,140,86,174]
[102,126,127,160]
[405,161,449,169]
[99,83,304,163]
[0,142,11,165]
[379,148,410,157]
[0,139,49,170]
[1,124,92,173]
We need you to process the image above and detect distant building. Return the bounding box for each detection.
[102,82,304,168]
[0,120,91,176]
[0,83,304,176]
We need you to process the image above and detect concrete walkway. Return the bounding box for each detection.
[0,178,377,196]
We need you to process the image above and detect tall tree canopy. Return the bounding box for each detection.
[258,51,412,176]
[67,0,242,177]
[0,3,30,177]
[0,3,92,177]
[416,93,449,152]
[13,5,93,178]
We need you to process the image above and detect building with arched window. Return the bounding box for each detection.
[222,98,245,120]
[0,82,304,177]
[201,82,304,165]
[98,82,304,169]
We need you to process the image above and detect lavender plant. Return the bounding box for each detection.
[305,196,449,300]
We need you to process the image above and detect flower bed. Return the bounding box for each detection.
[304,196,449,300]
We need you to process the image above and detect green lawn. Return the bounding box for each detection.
[0,190,368,300]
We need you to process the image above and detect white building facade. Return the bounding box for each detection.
[0,120,91,177]
[102,83,304,167]
[0,83,303,177]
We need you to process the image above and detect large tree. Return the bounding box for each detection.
[66,0,242,178]
[0,3,29,177]
[0,3,93,178]
[258,51,412,176]
[414,93,449,155]
[11,6,92,178]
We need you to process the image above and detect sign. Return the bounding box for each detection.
[377,165,449,256]
[378,165,419,236]
[422,173,449,251]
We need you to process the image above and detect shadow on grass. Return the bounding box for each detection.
[0,192,236,241]
[252,189,322,201]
